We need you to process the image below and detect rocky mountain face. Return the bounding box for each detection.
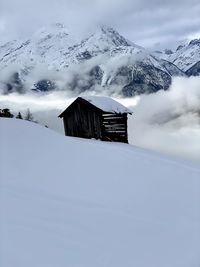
[0,23,191,96]
[165,39,200,76]
[186,61,200,76]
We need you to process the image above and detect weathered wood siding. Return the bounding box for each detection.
[101,113,128,143]
[63,101,102,139]
[60,98,130,143]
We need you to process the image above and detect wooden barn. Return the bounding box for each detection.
[58,96,132,143]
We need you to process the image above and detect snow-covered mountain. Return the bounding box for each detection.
[0,23,185,96]
[166,38,200,76]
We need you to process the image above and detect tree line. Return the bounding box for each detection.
[0,108,35,122]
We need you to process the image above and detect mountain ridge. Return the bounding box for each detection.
[0,24,195,96]
[155,38,200,76]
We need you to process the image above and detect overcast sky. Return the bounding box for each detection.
[0,0,200,49]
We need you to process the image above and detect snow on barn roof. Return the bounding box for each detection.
[81,96,132,114]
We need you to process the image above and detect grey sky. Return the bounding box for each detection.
[0,0,200,49]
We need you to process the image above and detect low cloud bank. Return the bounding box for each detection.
[126,76,200,162]
[0,52,145,96]
[0,76,200,163]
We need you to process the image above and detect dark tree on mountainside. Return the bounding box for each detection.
[6,72,24,93]
[34,79,55,92]
[16,112,23,119]
[0,108,14,118]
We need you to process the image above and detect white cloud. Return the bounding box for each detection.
[125,77,200,163]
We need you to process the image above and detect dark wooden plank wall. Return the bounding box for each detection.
[61,98,129,143]
[101,113,128,143]
[63,101,102,139]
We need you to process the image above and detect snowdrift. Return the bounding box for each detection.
[0,119,200,267]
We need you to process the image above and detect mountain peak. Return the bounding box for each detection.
[89,25,132,48]
[0,22,187,95]
[189,38,200,46]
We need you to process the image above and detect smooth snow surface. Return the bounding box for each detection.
[0,119,200,267]
[81,96,132,113]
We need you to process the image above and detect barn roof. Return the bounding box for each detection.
[58,96,132,118]
[81,96,132,114]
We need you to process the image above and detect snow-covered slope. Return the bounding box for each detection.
[1,119,200,267]
[0,24,185,96]
[167,39,200,74]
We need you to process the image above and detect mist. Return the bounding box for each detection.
[127,77,200,163]
[0,76,200,163]
[0,52,144,96]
